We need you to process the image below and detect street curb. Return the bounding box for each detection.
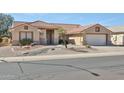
[0,52,124,63]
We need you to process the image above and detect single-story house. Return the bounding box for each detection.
[109,26,124,45]
[10,20,81,45]
[10,21,60,45]
[10,20,112,46]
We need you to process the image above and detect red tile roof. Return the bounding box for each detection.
[66,24,113,34]
[66,24,98,34]
[12,21,110,34]
[12,20,81,30]
[12,21,59,29]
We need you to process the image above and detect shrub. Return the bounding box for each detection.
[85,44,91,48]
[2,37,9,43]
[20,39,33,46]
[59,39,68,44]
[0,38,3,43]
[59,39,64,44]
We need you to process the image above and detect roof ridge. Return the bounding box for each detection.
[29,20,48,24]
[50,23,81,26]
[14,20,81,26]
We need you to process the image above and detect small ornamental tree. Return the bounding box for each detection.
[57,27,68,48]
[0,13,14,37]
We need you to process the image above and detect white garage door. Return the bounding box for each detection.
[86,34,106,45]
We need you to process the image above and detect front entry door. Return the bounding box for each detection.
[46,30,54,45]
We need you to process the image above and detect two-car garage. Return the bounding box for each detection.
[86,34,107,45]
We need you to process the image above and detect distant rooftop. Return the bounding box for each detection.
[108,25,124,32]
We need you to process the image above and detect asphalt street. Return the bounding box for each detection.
[1,55,124,80]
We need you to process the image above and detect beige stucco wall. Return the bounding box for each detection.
[54,30,59,44]
[85,24,111,34]
[11,30,19,41]
[41,29,47,44]
[11,24,59,45]
[68,34,83,45]
[11,25,47,45]
[111,34,124,45]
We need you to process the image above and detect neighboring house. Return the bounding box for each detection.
[66,24,112,46]
[10,20,112,46]
[109,26,124,45]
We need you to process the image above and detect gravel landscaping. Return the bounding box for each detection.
[1,45,124,57]
[16,45,101,56]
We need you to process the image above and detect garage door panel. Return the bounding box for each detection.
[86,35,106,45]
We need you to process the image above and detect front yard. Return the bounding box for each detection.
[1,45,124,57]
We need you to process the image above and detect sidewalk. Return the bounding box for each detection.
[0,51,124,63]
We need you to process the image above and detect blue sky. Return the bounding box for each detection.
[9,13,124,27]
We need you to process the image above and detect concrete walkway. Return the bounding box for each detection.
[1,51,124,63]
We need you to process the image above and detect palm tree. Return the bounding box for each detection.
[57,27,68,48]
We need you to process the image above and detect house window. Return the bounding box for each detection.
[95,27,100,32]
[24,26,28,30]
[20,32,33,40]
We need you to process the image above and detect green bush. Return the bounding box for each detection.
[0,38,3,43]
[85,44,91,48]
[59,39,68,44]
[20,39,33,46]
[59,39,64,44]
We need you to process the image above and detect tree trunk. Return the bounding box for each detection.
[64,40,67,48]
[63,34,67,48]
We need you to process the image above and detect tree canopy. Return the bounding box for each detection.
[57,27,66,34]
[0,13,14,36]
[57,27,68,48]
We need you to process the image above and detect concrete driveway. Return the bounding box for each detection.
[92,46,124,52]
